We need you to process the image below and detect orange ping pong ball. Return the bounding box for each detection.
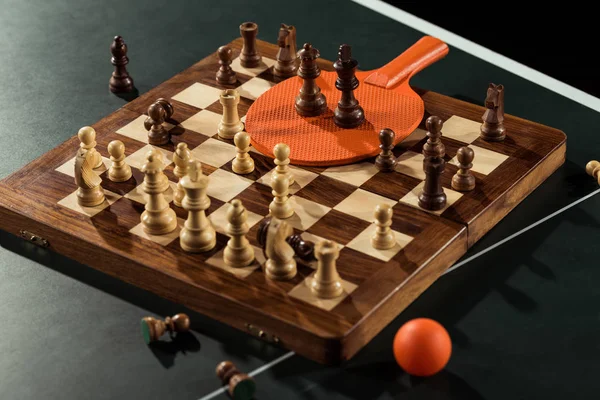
[393,318,452,377]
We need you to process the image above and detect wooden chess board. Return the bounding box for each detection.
[0,38,566,365]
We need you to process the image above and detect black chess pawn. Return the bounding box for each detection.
[216,45,237,85]
[141,313,190,344]
[144,101,170,145]
[333,44,365,128]
[216,361,256,400]
[452,146,476,191]
[109,35,134,93]
[295,43,327,117]
[375,128,396,171]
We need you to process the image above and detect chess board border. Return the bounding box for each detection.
[0,38,566,365]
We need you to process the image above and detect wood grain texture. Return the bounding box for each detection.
[0,38,566,365]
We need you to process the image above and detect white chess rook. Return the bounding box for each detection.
[218,89,245,139]
[223,199,255,268]
[179,160,216,252]
[310,239,343,299]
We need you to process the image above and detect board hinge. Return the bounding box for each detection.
[245,323,281,345]
[19,229,49,248]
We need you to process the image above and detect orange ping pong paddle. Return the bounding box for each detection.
[244,35,449,166]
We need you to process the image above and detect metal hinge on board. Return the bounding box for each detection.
[246,323,281,345]
[19,230,49,248]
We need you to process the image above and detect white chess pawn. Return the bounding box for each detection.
[273,143,294,186]
[140,151,178,235]
[223,199,255,268]
[218,89,245,139]
[269,173,294,219]
[232,131,254,174]
[78,126,103,169]
[107,140,132,182]
[371,204,395,250]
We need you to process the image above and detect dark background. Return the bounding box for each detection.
[387,2,600,97]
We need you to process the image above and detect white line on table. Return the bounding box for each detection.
[351,0,600,114]
[443,187,600,275]
[197,351,296,400]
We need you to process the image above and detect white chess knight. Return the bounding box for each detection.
[74,147,105,207]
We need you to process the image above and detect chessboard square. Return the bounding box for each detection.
[179,109,222,137]
[307,209,372,246]
[283,195,331,231]
[346,223,413,262]
[124,180,177,204]
[129,218,185,246]
[333,189,398,222]
[257,166,319,194]
[399,181,463,216]
[116,115,175,144]
[449,145,509,175]
[288,272,357,312]
[205,245,265,279]
[230,56,276,77]
[321,162,380,187]
[208,202,265,236]
[205,169,254,202]
[441,115,482,144]
[237,77,276,101]
[394,151,425,180]
[57,189,122,217]
[171,82,224,109]
[190,138,237,168]
[125,144,174,170]
[55,156,111,178]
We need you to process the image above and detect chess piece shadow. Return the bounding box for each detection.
[148,331,201,369]
[113,86,139,102]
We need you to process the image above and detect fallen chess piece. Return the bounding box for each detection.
[216,361,256,400]
[256,217,315,262]
[586,160,600,184]
[141,313,190,344]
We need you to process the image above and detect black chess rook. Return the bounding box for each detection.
[333,44,364,128]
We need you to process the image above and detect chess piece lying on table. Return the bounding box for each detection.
[256,216,315,262]
[216,361,256,400]
[586,160,600,184]
[141,313,190,344]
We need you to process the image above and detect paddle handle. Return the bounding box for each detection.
[364,36,449,89]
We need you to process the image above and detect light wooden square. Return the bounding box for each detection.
[205,169,254,202]
[179,109,222,137]
[171,82,224,109]
[190,138,237,168]
[321,162,380,187]
[256,166,319,194]
[55,155,111,178]
[279,195,331,231]
[124,180,177,205]
[129,217,185,246]
[116,115,175,144]
[333,188,398,222]
[57,189,122,217]
[397,128,427,151]
[208,202,265,235]
[394,151,425,180]
[124,144,174,170]
[205,245,265,279]
[448,145,509,175]
[230,56,276,77]
[288,272,357,312]
[346,223,413,262]
[399,181,463,215]
[441,115,482,144]
[237,77,276,100]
